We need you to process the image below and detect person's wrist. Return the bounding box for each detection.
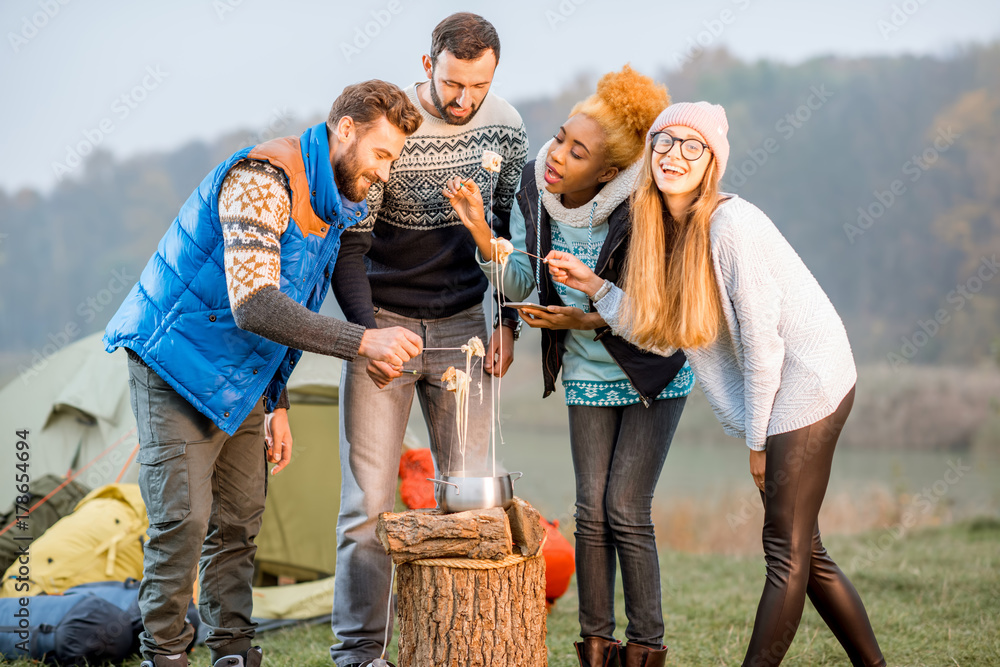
[468,226,492,259]
[463,209,485,231]
[465,215,483,232]
[584,276,607,299]
[500,317,521,341]
[357,330,371,358]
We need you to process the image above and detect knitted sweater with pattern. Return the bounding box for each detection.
[333,83,529,325]
[218,159,366,375]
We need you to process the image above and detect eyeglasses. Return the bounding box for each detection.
[650,131,710,161]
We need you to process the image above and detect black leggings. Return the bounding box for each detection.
[742,387,886,667]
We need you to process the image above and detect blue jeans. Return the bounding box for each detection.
[330,304,492,666]
[568,396,686,647]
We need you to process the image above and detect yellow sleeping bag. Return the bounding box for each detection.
[1,484,148,597]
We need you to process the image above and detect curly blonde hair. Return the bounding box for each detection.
[569,65,671,169]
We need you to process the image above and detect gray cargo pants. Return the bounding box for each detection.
[126,350,267,663]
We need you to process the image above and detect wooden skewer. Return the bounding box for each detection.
[511,246,549,263]
[422,347,465,351]
[490,239,548,264]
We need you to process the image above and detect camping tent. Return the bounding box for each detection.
[0,332,350,579]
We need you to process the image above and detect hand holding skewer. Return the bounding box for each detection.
[443,176,548,266]
[443,177,501,261]
[443,177,487,229]
[546,249,605,296]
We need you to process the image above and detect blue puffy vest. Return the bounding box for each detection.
[104,123,367,435]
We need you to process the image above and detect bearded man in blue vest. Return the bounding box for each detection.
[104,80,424,667]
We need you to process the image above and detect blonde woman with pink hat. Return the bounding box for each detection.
[546,102,887,667]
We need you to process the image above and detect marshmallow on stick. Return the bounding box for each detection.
[442,366,469,393]
[490,237,514,267]
[461,336,486,359]
[481,149,503,173]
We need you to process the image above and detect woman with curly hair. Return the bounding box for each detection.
[445,65,686,667]
[546,102,886,667]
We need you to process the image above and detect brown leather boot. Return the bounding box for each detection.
[621,642,669,667]
[574,636,622,667]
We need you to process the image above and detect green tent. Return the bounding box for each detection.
[0,332,347,580]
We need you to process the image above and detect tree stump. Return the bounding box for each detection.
[396,552,548,667]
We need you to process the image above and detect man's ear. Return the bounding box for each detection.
[336,116,356,145]
[421,54,433,79]
[597,166,619,184]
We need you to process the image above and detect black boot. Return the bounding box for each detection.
[621,642,668,667]
[574,636,622,667]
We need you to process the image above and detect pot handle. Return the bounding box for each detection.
[427,478,460,494]
[509,471,523,483]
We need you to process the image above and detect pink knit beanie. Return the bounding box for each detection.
[648,102,730,182]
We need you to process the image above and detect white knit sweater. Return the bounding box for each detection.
[594,195,857,450]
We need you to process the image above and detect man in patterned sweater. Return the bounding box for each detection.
[328,13,529,667]
[104,81,423,667]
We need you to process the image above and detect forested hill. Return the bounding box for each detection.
[2,44,998,378]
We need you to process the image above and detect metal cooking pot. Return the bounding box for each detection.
[427,472,523,513]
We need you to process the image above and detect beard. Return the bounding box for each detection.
[332,139,377,203]
[429,76,482,126]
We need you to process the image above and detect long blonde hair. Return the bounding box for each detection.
[621,144,722,350]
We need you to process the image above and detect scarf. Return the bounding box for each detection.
[532,139,643,228]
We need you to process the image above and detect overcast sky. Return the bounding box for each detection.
[2,0,998,193]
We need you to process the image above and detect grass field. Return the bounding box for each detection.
[33,517,994,667]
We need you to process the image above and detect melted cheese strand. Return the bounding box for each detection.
[442,365,471,471]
